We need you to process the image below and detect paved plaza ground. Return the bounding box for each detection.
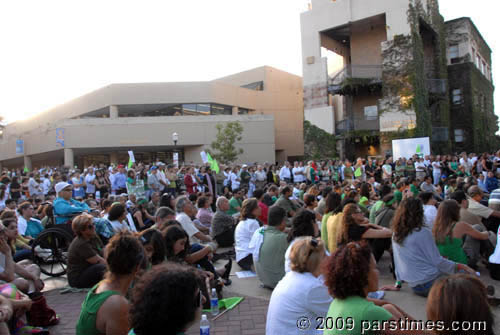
[42,252,500,335]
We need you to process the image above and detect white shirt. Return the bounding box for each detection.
[382,164,392,178]
[234,218,260,262]
[28,178,42,196]
[467,198,493,219]
[279,166,291,180]
[157,170,169,191]
[489,226,500,264]
[423,204,438,229]
[266,271,332,335]
[292,167,305,182]
[415,161,426,172]
[176,212,200,244]
[249,227,265,262]
[432,161,441,174]
[84,174,96,194]
[126,213,138,233]
[230,172,240,191]
[109,219,130,232]
[42,178,52,195]
[17,216,28,236]
[255,170,267,182]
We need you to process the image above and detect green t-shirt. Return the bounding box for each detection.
[324,296,392,335]
[369,200,384,225]
[227,197,242,216]
[410,184,419,197]
[393,190,403,204]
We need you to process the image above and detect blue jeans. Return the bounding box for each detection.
[14,249,32,262]
[411,275,442,297]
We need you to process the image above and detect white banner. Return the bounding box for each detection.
[128,150,135,163]
[200,151,208,164]
[392,137,430,160]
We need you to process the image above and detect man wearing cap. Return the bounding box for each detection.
[53,182,91,225]
[147,166,162,194]
[467,186,500,228]
[240,165,251,190]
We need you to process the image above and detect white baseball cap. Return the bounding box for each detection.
[55,182,72,194]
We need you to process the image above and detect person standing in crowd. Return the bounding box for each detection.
[28,173,42,198]
[230,166,241,192]
[9,176,21,202]
[111,166,127,195]
[94,169,109,198]
[254,165,267,190]
[165,165,178,196]
[239,164,251,191]
[279,161,292,183]
[382,158,393,182]
[71,171,86,199]
[84,167,96,199]
[146,166,161,195]
[432,157,442,186]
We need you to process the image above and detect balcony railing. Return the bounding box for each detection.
[328,65,383,95]
[329,65,383,86]
[335,117,380,135]
[426,79,447,95]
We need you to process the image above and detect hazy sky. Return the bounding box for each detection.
[0,0,497,123]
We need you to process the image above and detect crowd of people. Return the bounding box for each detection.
[0,151,499,333]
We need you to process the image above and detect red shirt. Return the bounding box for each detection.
[258,201,269,225]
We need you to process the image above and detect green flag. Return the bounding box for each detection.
[416,145,422,154]
[128,158,134,169]
[23,166,29,173]
[354,167,362,177]
[206,152,220,174]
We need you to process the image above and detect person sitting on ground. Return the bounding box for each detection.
[320,192,342,252]
[195,196,213,230]
[0,220,44,293]
[138,229,166,267]
[234,198,261,271]
[322,242,416,335]
[433,199,493,269]
[368,185,392,225]
[53,182,90,224]
[275,186,300,219]
[16,202,43,239]
[427,274,494,335]
[0,211,32,263]
[284,209,318,272]
[266,237,331,335]
[304,193,322,223]
[374,195,397,229]
[337,203,392,263]
[131,199,155,231]
[253,189,269,226]
[227,188,245,217]
[164,225,231,286]
[149,206,176,234]
[76,232,145,335]
[250,206,289,289]
[419,192,438,229]
[315,187,332,215]
[107,203,135,232]
[129,264,204,335]
[262,185,279,207]
[175,196,212,245]
[67,213,107,288]
[326,199,356,254]
[467,185,500,220]
[210,197,236,247]
[486,171,499,194]
[391,198,475,297]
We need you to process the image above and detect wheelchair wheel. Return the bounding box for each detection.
[31,228,73,277]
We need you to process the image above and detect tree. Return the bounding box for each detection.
[210,121,244,164]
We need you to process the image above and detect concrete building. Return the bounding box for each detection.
[0,66,304,169]
[301,0,495,158]
[445,17,497,153]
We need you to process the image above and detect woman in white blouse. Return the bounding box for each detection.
[267,237,331,335]
[234,198,261,271]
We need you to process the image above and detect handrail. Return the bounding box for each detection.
[329,65,383,86]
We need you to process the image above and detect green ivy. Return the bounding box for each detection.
[303,120,337,160]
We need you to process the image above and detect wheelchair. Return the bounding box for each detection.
[30,207,79,277]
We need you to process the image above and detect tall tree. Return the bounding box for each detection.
[210,121,244,164]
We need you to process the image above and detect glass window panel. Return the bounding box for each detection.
[211,104,232,115]
[449,45,459,59]
[452,89,462,105]
[182,104,198,115]
[454,129,464,142]
[197,104,211,115]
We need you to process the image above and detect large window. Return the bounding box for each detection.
[241,81,264,91]
[449,45,459,62]
[211,104,232,115]
[364,106,378,120]
[452,89,463,105]
[454,129,464,142]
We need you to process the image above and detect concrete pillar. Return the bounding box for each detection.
[23,155,32,172]
[0,162,3,173]
[64,148,74,168]
[232,106,238,116]
[110,105,119,118]
[110,152,119,166]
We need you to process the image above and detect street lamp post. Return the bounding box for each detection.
[172,132,179,168]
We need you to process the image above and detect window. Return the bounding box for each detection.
[452,89,462,105]
[364,106,378,120]
[454,129,464,143]
[476,54,481,69]
[211,104,232,115]
[482,61,487,75]
[449,45,459,61]
[472,47,476,65]
[241,81,264,91]
[238,108,250,115]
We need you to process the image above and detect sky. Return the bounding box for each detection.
[0,0,498,123]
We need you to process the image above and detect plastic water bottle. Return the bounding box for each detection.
[200,314,210,335]
[210,288,219,316]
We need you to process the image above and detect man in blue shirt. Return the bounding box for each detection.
[53,182,90,225]
[112,165,127,194]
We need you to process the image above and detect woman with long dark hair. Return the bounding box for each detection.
[392,198,475,297]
